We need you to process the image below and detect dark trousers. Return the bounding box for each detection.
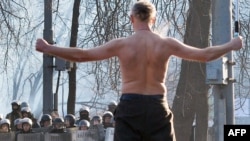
[114,93,176,141]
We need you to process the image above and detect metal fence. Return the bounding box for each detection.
[0,127,114,141]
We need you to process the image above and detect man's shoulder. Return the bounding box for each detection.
[107,37,128,49]
[112,37,127,43]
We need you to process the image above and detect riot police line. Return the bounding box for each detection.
[0,101,117,141]
[0,126,115,141]
[0,112,115,141]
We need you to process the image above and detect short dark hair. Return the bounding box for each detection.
[131,1,156,22]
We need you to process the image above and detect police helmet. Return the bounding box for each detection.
[53,117,64,124]
[0,119,11,126]
[78,120,90,128]
[11,100,21,106]
[21,107,31,113]
[22,118,33,126]
[108,100,117,106]
[21,101,30,108]
[14,118,22,126]
[40,114,52,127]
[103,111,113,118]
[91,115,102,123]
[64,114,76,127]
[52,117,65,129]
[79,106,90,113]
[41,114,52,122]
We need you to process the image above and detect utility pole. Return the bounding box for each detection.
[212,0,235,126]
[43,0,54,114]
[206,0,234,141]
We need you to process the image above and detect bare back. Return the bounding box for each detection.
[35,0,243,98]
[118,30,171,95]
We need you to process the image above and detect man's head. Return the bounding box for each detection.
[0,119,11,133]
[52,117,65,129]
[64,114,76,128]
[131,1,156,23]
[21,107,31,118]
[14,118,23,130]
[102,111,114,128]
[108,100,117,114]
[11,100,21,112]
[40,114,52,127]
[79,106,90,120]
[91,115,102,125]
[78,120,90,131]
[22,118,33,132]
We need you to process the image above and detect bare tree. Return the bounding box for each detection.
[67,0,81,115]
[234,0,250,112]
[172,1,211,141]
[76,0,133,110]
[0,0,44,117]
[0,0,29,70]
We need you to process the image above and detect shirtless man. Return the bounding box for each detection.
[35,1,243,141]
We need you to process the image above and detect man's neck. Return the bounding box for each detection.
[133,22,152,32]
[134,27,152,33]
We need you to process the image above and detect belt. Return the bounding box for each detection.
[120,93,164,100]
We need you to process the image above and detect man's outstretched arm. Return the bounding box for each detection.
[36,38,123,62]
[166,36,243,62]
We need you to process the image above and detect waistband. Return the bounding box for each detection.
[120,93,164,100]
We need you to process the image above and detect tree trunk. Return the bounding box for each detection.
[172,0,211,141]
[67,0,81,115]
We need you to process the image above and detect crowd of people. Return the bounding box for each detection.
[0,100,117,140]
